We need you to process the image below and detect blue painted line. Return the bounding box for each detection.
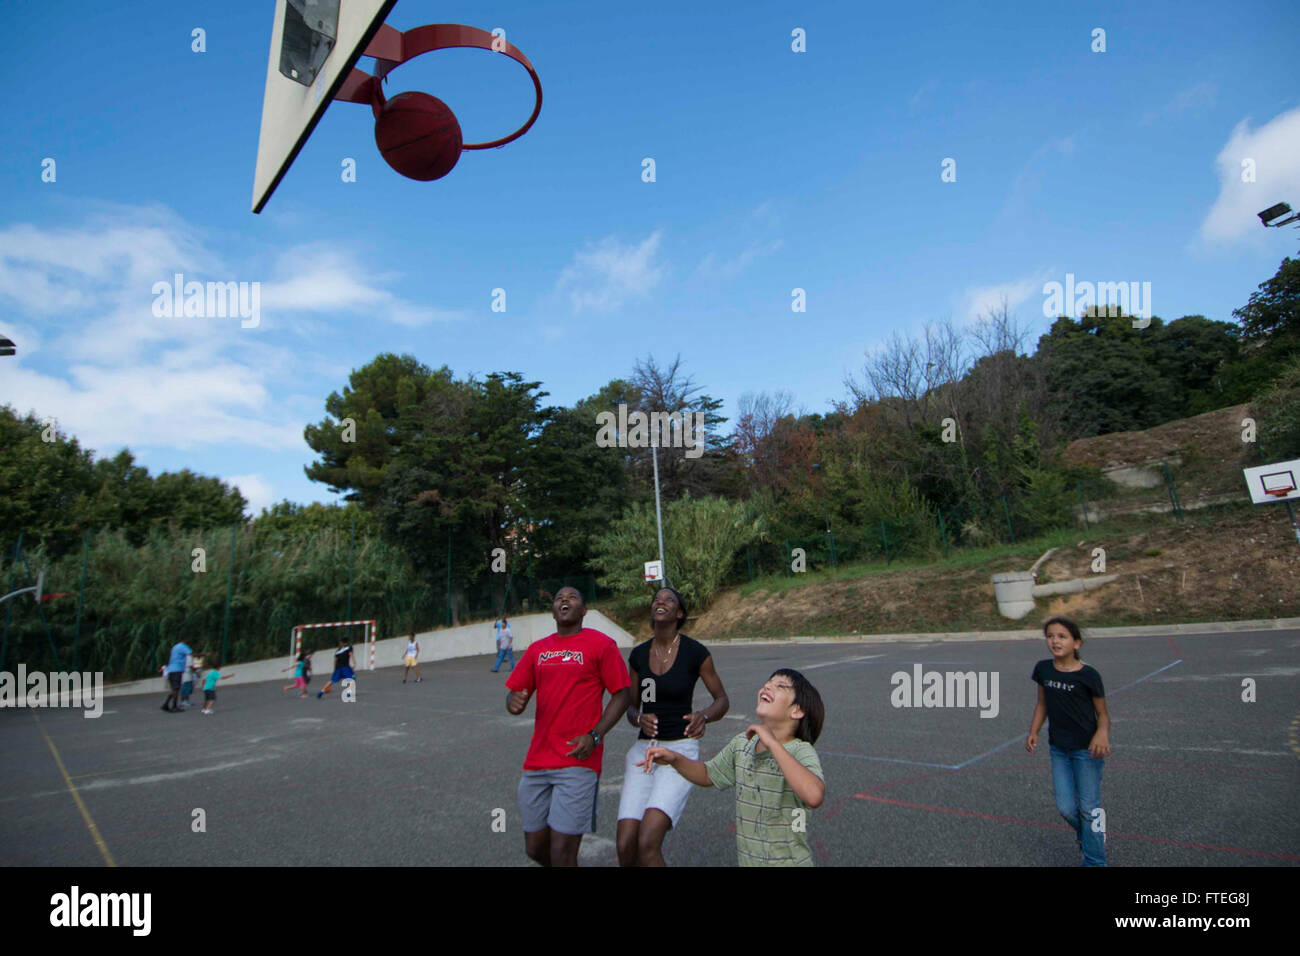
[951,733,1023,770]
[827,659,1186,773]
[1110,659,1183,694]
[820,751,958,770]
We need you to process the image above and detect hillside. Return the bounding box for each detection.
[612,408,1299,639]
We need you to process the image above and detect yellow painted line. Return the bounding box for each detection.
[34,713,116,867]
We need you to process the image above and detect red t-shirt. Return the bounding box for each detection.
[505,627,630,775]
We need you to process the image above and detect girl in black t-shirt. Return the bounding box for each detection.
[616,586,729,867]
[1026,616,1111,866]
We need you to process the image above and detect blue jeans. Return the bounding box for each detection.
[492,647,514,672]
[1050,745,1106,866]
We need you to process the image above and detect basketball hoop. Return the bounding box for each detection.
[1265,487,1294,498]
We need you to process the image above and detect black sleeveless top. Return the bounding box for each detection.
[628,635,710,741]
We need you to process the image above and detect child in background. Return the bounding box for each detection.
[282,652,309,697]
[402,632,423,683]
[179,649,201,710]
[642,668,825,866]
[1026,616,1111,866]
[201,663,235,715]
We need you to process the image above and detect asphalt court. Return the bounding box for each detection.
[1,628,1297,866]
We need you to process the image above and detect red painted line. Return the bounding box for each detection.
[852,793,1300,861]
[1165,635,1181,656]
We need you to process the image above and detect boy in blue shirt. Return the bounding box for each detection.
[201,663,235,715]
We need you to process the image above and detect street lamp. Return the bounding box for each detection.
[1257,202,1300,229]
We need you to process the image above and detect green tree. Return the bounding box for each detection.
[304,353,453,508]
[521,389,630,579]
[0,407,96,554]
[590,494,764,610]
[1035,312,1179,438]
[1233,251,1300,344]
[1251,354,1300,461]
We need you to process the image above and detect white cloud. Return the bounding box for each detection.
[0,358,304,454]
[225,474,276,516]
[959,271,1053,323]
[1198,107,1300,244]
[260,245,467,327]
[908,78,940,114]
[697,239,783,282]
[0,207,339,459]
[556,230,666,313]
[998,135,1081,222]
[1140,81,1217,127]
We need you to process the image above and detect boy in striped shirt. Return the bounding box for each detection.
[642,668,825,865]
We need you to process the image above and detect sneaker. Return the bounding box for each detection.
[415,678,422,683]
[317,691,324,699]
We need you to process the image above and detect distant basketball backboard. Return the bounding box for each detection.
[253,0,399,213]
[1244,459,1300,504]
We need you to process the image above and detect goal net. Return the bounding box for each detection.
[291,620,377,671]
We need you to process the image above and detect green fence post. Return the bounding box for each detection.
[346,508,356,619]
[1002,496,1015,543]
[0,533,23,671]
[746,547,754,582]
[220,525,236,665]
[1077,481,1091,531]
[783,540,791,577]
[828,530,838,570]
[881,521,890,565]
[938,510,949,556]
[445,538,452,627]
[73,528,89,672]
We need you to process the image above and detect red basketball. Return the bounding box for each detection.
[373,92,463,181]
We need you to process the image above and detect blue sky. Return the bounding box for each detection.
[2,0,1298,515]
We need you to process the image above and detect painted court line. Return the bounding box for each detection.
[34,712,115,867]
[821,751,959,769]
[825,659,1185,772]
[802,654,886,670]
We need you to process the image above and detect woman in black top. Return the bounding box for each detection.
[616,586,729,867]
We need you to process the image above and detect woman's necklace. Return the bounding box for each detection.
[652,633,680,667]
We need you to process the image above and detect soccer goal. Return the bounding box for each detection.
[291,620,377,671]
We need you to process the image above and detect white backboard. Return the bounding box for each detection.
[252,0,399,213]
[644,560,663,582]
[1243,459,1300,504]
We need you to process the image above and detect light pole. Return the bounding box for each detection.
[652,443,667,587]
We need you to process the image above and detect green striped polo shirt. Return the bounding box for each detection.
[705,732,823,866]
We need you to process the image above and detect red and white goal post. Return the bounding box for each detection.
[291,620,377,671]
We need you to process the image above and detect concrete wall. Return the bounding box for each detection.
[103,610,636,699]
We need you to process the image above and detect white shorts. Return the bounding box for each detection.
[617,737,700,827]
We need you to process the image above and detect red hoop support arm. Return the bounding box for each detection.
[335,23,542,150]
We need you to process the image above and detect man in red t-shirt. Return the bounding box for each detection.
[506,586,631,866]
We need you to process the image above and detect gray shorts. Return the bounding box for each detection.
[517,767,599,835]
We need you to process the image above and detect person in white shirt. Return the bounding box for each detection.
[402,632,423,683]
[492,618,514,672]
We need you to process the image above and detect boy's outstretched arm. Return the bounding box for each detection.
[749,727,824,808]
[641,747,714,788]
